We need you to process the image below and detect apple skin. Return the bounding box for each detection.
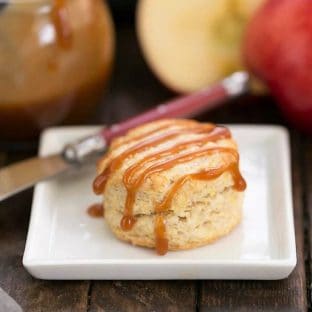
[244,0,312,134]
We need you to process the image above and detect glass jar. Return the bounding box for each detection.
[0,0,115,139]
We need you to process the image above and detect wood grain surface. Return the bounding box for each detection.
[89,281,196,312]
[304,137,312,308]
[0,27,310,312]
[0,153,90,312]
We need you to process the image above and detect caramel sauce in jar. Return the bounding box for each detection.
[93,121,246,255]
[51,0,72,49]
[0,0,114,139]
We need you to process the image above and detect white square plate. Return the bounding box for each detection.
[23,125,296,280]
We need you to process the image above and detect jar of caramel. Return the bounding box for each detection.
[0,0,114,139]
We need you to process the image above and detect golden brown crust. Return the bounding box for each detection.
[112,215,241,251]
[96,119,245,253]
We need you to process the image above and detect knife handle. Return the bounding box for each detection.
[63,71,249,163]
[101,71,249,142]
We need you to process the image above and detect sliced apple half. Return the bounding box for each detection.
[136,0,264,93]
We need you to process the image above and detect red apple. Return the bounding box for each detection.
[244,0,312,134]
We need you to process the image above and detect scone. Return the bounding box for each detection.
[93,119,246,255]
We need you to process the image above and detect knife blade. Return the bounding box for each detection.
[0,71,249,202]
[0,155,72,202]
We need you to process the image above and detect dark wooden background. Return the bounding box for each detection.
[0,3,311,311]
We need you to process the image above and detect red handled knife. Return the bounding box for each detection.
[0,72,249,202]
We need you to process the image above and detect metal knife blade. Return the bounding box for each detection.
[0,154,73,202]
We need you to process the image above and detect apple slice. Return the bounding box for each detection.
[136,0,264,93]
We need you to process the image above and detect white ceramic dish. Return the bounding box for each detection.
[23,125,296,280]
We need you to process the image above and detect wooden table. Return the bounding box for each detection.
[0,27,311,312]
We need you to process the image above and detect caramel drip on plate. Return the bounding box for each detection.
[52,0,73,49]
[87,203,104,218]
[93,122,246,255]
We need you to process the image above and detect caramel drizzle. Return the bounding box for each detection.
[121,147,239,230]
[93,123,217,195]
[123,126,231,187]
[153,162,245,255]
[155,215,168,256]
[93,122,246,255]
[155,162,245,214]
[113,119,198,149]
[121,138,233,231]
[51,0,72,49]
